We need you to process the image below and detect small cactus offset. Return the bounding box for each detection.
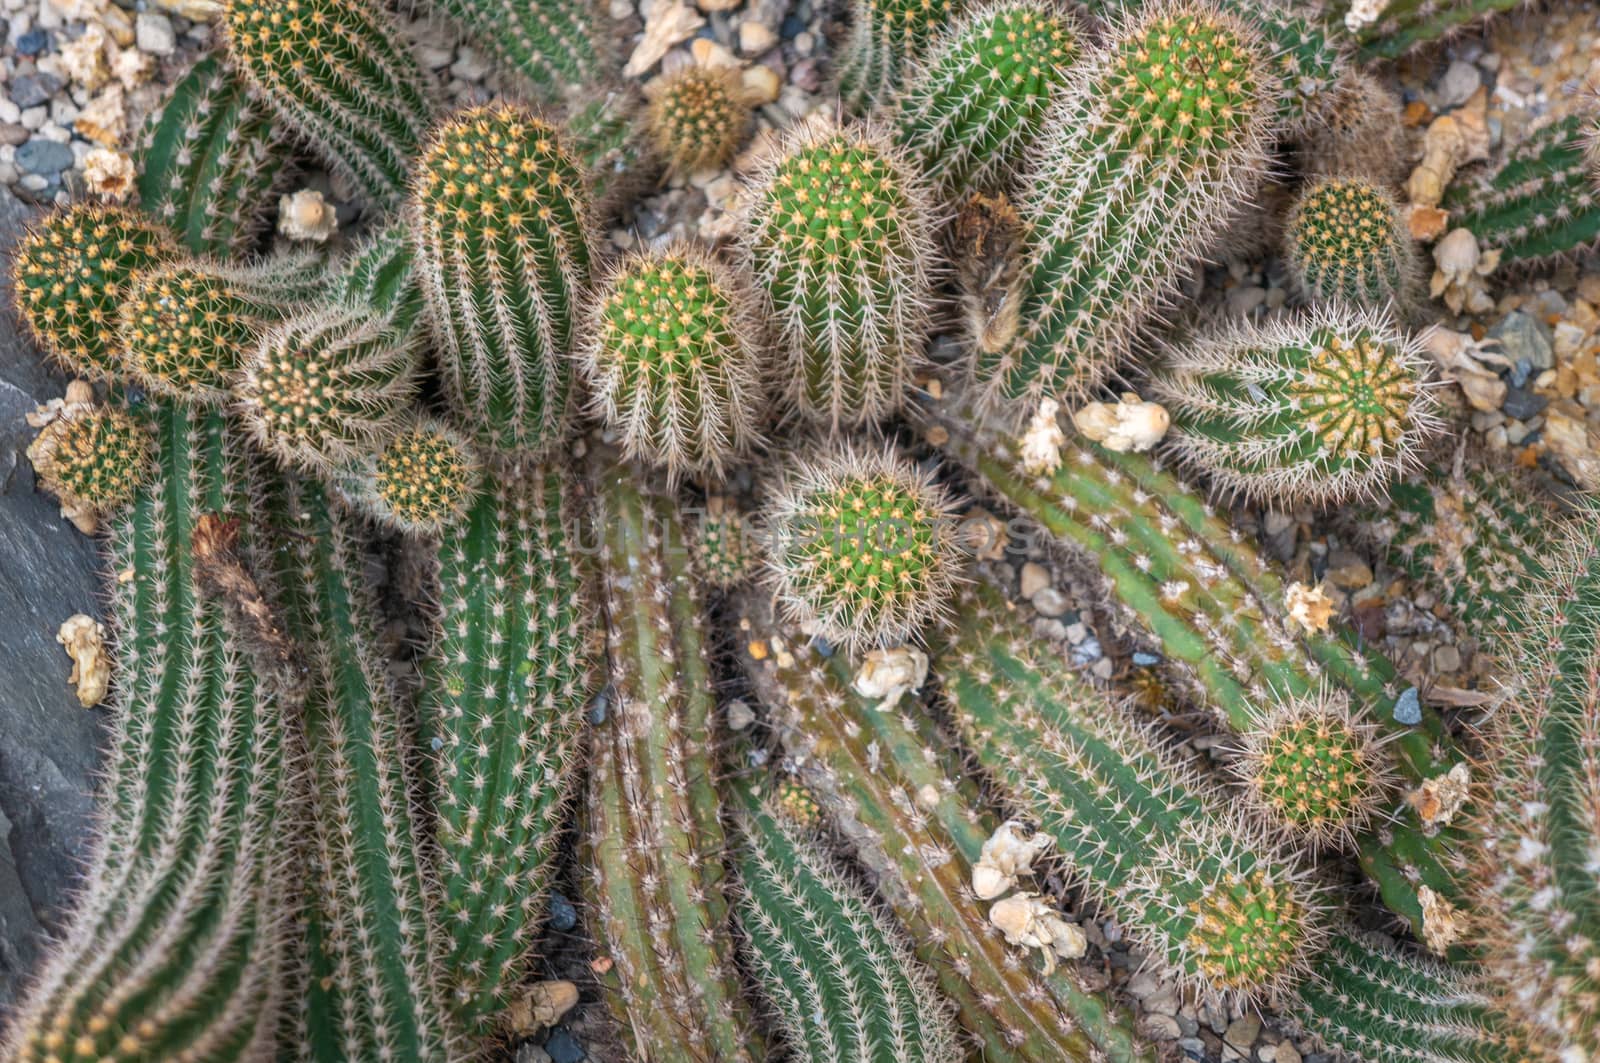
[729,779,962,1063]
[410,105,594,455]
[891,0,1080,196]
[835,0,961,113]
[764,444,964,651]
[693,495,758,589]
[741,114,936,430]
[580,244,767,482]
[11,204,178,381]
[422,0,606,104]
[1147,306,1440,508]
[647,66,753,175]
[222,0,436,209]
[27,402,155,521]
[971,0,1279,412]
[1284,176,1422,309]
[349,416,482,536]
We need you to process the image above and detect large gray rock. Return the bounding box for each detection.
[0,187,105,1011]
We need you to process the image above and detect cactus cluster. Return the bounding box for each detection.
[1284,176,1420,308]
[422,0,607,102]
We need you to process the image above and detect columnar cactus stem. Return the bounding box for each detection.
[1284,177,1422,309]
[421,0,606,104]
[583,460,764,1060]
[729,780,962,1062]
[222,0,437,209]
[2,405,296,1062]
[336,222,424,330]
[835,0,961,113]
[972,0,1280,412]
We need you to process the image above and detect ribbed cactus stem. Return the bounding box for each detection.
[336,222,424,330]
[1284,176,1421,308]
[424,462,596,1025]
[422,0,605,103]
[410,105,593,455]
[2,405,295,1062]
[741,115,935,430]
[222,0,436,209]
[730,780,961,1062]
[584,460,763,1059]
[835,0,961,112]
[1323,0,1521,60]
[892,0,1080,195]
[972,0,1279,412]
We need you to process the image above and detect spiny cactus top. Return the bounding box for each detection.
[355,418,482,535]
[741,115,935,431]
[765,445,962,650]
[1285,176,1419,308]
[12,205,177,381]
[1149,306,1439,507]
[29,404,154,516]
[581,245,766,482]
[972,0,1277,411]
[893,0,1081,195]
[223,0,436,209]
[411,105,593,455]
[647,66,752,174]
[836,0,962,112]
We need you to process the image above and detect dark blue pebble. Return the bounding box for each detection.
[1131,651,1161,667]
[15,29,49,57]
[1501,385,1548,422]
[547,891,577,932]
[543,1028,585,1063]
[16,137,74,176]
[10,72,61,110]
[1392,687,1422,726]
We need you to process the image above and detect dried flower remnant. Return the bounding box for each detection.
[57,614,110,708]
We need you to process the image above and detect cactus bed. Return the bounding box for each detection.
[5,0,1600,1061]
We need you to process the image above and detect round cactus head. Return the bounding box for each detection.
[120,263,263,403]
[694,495,758,589]
[582,245,766,482]
[773,778,823,829]
[647,66,752,174]
[1285,176,1418,307]
[1184,864,1318,1000]
[29,403,154,517]
[358,418,481,535]
[765,444,963,650]
[12,205,177,381]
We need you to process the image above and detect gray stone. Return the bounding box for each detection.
[14,138,72,177]
[8,74,61,111]
[134,12,176,55]
[0,186,106,1009]
[544,1028,585,1063]
[1435,60,1481,108]
[0,125,28,148]
[1501,385,1548,421]
[1489,310,1554,371]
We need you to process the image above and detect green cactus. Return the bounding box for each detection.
[422,0,606,103]
[647,66,753,175]
[11,204,178,381]
[1285,176,1421,308]
[764,444,964,651]
[836,0,962,112]
[970,0,1279,412]
[1323,0,1522,61]
[28,403,155,520]
[347,416,482,536]
[234,303,420,473]
[741,115,935,431]
[892,0,1081,196]
[583,461,765,1059]
[222,0,436,209]
[1148,306,1439,508]
[410,105,593,455]
[729,778,962,1062]
[336,222,424,330]
[561,88,653,212]
[2,405,295,1063]
[1443,112,1600,267]
[424,463,597,1025]
[693,495,758,589]
[134,54,295,257]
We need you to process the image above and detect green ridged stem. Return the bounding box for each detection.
[410,105,593,455]
[729,780,961,1062]
[424,464,596,1026]
[1443,113,1600,266]
[1285,176,1420,308]
[336,223,424,331]
[223,0,437,209]
[893,0,1080,195]
[1324,0,1522,60]
[736,599,1152,1062]
[836,0,961,112]
[922,395,1468,938]
[3,405,295,1063]
[583,461,764,1060]
[134,54,295,257]
[971,0,1279,410]
[272,479,463,1062]
[423,0,605,103]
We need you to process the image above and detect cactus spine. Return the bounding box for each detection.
[422,0,606,103]
[971,0,1279,412]
[1284,176,1421,308]
[836,0,962,112]
[647,67,753,175]
[1148,306,1439,508]
[892,0,1080,196]
[693,495,757,589]
[2,406,295,1062]
[222,0,436,209]
[410,105,593,455]
[741,115,935,430]
[730,779,962,1062]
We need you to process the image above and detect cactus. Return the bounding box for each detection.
[836,0,962,112]
[1147,307,1439,508]
[348,416,482,536]
[222,0,436,209]
[1323,0,1522,61]
[423,463,597,1025]
[693,495,758,589]
[970,0,1279,412]
[892,0,1080,196]
[583,460,765,1059]
[2,405,296,1063]
[1284,176,1421,308]
[234,304,420,473]
[28,403,155,520]
[134,54,296,257]
[336,222,424,330]
[562,88,653,211]
[1295,72,1409,185]
[410,105,594,455]
[764,444,964,651]
[647,66,752,175]
[741,114,935,431]
[1443,112,1600,267]
[12,204,178,381]
[421,0,606,103]
[581,244,766,481]
[729,778,962,1062]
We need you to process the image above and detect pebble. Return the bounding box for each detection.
[10,72,60,110]
[547,892,578,932]
[1501,385,1548,421]
[1141,1015,1182,1041]
[15,136,72,175]
[543,1028,585,1063]
[1434,644,1462,673]
[1393,687,1422,726]
[1489,310,1555,371]
[1224,1016,1261,1052]
[1019,561,1052,600]
[1070,636,1102,666]
[134,13,175,56]
[1324,550,1372,591]
[0,123,27,146]
[738,19,776,54]
[1435,60,1481,108]
[515,1047,553,1063]
[1132,651,1161,666]
[1031,585,1069,618]
[15,29,47,57]
[1275,1043,1303,1063]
